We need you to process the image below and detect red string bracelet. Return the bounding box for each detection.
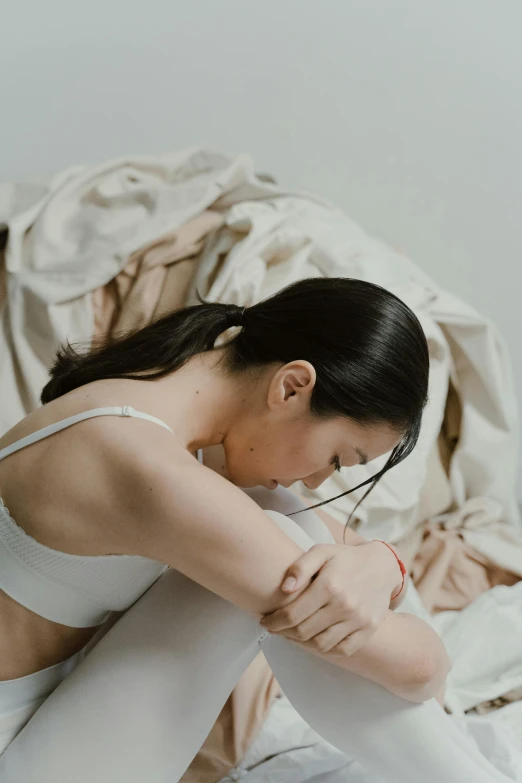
[373,540,407,600]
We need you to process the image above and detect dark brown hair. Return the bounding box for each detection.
[41,277,429,538]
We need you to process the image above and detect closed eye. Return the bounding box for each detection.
[331,455,342,472]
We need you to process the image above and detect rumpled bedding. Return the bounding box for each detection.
[1,148,521,782]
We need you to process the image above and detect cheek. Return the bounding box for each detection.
[276,438,319,480]
[233,422,318,483]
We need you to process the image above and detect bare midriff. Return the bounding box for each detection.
[0,589,106,681]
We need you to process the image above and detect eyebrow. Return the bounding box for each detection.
[355,448,368,465]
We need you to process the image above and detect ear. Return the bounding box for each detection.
[267,361,316,411]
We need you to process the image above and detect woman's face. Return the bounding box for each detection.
[222,361,403,490]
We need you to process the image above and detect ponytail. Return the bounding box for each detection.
[40,296,246,404]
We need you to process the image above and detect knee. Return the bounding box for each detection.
[243,486,335,546]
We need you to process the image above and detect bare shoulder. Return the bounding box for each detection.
[89,420,195,548]
[114,442,307,616]
[107,432,261,562]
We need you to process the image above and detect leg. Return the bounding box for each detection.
[0,490,512,783]
[245,486,514,782]
[0,487,307,781]
[0,567,265,782]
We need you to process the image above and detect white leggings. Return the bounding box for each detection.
[0,486,512,782]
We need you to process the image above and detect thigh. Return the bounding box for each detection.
[0,505,323,783]
[0,567,263,781]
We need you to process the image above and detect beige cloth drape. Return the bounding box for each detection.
[91,211,223,340]
[88,224,520,783]
[1,149,520,782]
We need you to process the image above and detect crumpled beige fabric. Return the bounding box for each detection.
[412,499,522,609]
[0,149,285,434]
[397,429,455,572]
[186,195,521,572]
[409,386,520,613]
[91,210,223,339]
[89,218,518,770]
[411,522,520,615]
[1,150,519,573]
[90,214,281,783]
[1,149,521,780]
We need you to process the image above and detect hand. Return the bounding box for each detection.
[259,541,404,657]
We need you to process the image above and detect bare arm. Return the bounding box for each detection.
[201,442,410,609]
[198,445,447,704]
[125,449,448,704]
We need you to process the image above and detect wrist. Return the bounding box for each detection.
[389,569,409,609]
[370,540,405,603]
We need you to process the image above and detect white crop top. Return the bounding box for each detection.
[0,406,203,628]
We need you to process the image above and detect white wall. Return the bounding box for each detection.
[2,0,521,493]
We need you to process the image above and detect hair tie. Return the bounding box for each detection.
[228,305,247,327]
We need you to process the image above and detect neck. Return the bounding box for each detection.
[150,349,254,454]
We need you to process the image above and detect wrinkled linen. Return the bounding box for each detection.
[1,148,519,561]
[186,194,521,564]
[1,149,521,783]
[91,209,224,339]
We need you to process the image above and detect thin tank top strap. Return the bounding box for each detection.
[0,406,175,462]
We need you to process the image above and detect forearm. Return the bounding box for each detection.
[199,461,440,702]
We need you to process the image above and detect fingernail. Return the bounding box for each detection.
[282,576,296,590]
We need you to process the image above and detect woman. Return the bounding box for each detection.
[0,278,509,782]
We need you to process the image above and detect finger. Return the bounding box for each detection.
[309,620,356,652]
[263,566,357,633]
[271,605,339,640]
[275,615,361,650]
[280,544,335,592]
[260,580,333,631]
[269,606,332,641]
[300,614,356,646]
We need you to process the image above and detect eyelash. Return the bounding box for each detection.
[331,456,342,472]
